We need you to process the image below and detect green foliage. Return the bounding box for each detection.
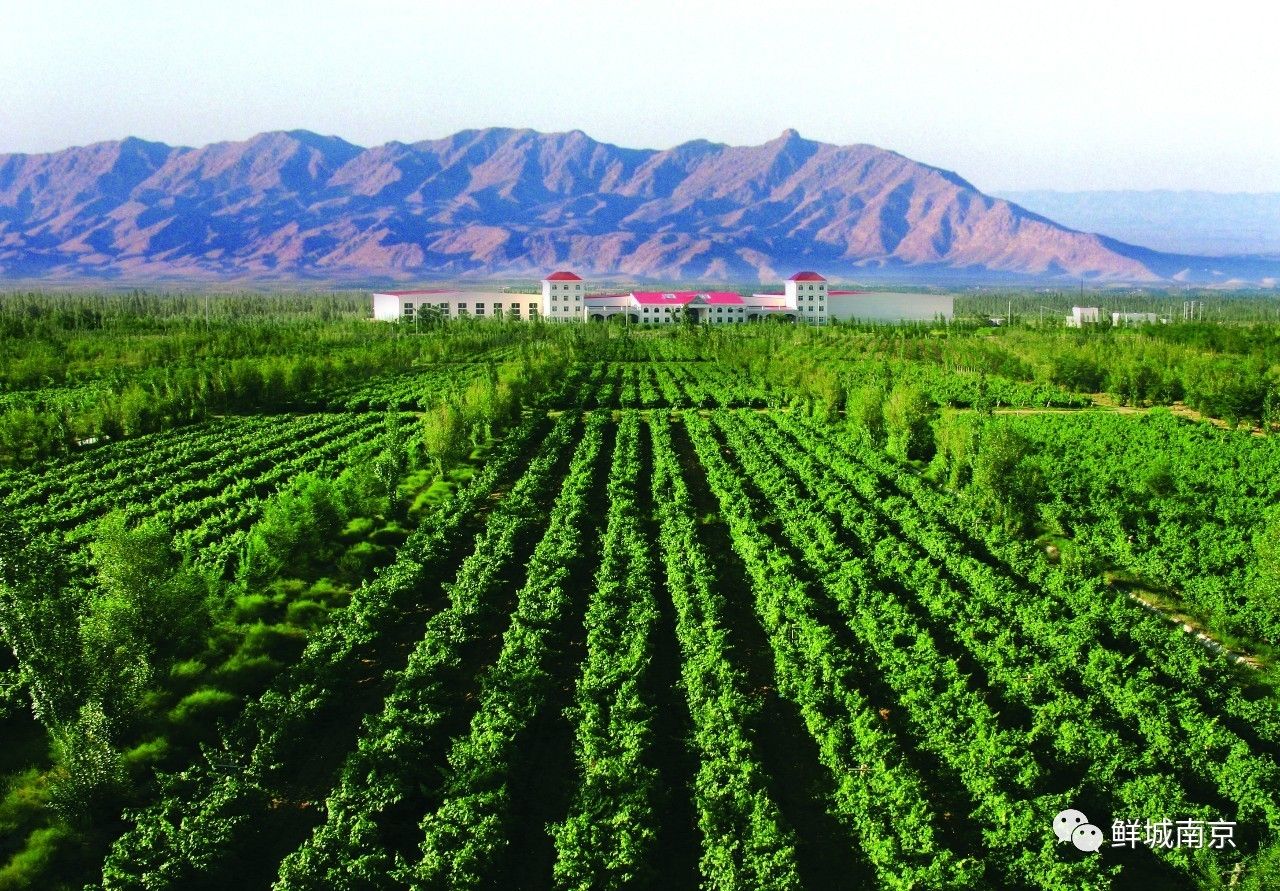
[121,737,172,774]
[969,424,1043,534]
[85,513,212,711]
[931,409,979,490]
[167,688,239,728]
[236,476,344,587]
[4,317,1280,889]
[883,383,935,461]
[845,384,886,444]
[0,825,74,891]
[1240,836,1280,891]
[422,401,467,476]
[1254,509,1280,626]
[46,700,126,825]
[0,769,50,839]
[0,520,83,728]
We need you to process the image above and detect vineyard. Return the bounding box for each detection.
[2,312,1280,889]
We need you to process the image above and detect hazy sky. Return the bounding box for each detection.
[3,0,1278,192]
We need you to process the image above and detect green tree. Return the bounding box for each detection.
[932,409,979,490]
[0,519,84,728]
[845,384,886,444]
[423,401,467,476]
[46,699,126,825]
[237,475,345,586]
[1240,836,1280,891]
[84,513,211,712]
[970,424,1042,534]
[884,383,934,461]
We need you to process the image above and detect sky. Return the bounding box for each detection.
[2,0,1278,193]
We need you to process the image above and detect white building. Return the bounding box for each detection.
[373,270,949,325]
[1111,312,1162,325]
[370,288,542,322]
[542,270,585,320]
[1066,306,1101,327]
[579,269,830,325]
[825,290,954,322]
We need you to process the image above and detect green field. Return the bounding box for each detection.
[1,295,1279,889]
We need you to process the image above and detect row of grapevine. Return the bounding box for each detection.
[647,414,804,890]
[725,410,1236,878]
[693,411,1116,889]
[778,411,1280,749]
[13,412,373,535]
[96,408,560,889]
[274,411,589,888]
[409,413,608,887]
[549,411,661,889]
[765,408,1280,817]
[0,414,287,506]
[763,410,1280,858]
[679,413,985,889]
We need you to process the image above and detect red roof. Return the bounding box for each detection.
[631,291,745,306]
[378,289,457,296]
[545,270,582,281]
[789,271,826,282]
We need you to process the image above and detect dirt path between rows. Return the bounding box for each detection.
[993,395,1270,436]
[1122,587,1265,670]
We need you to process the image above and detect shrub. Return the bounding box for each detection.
[168,687,238,727]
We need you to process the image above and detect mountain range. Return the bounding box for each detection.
[1,128,1276,285]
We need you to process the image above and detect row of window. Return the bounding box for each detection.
[402,302,539,317]
[549,283,582,290]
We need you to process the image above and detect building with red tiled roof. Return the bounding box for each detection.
[542,270,587,320]
[374,270,851,324]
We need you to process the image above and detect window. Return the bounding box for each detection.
[404,302,414,309]
[475,306,485,316]
[575,284,581,290]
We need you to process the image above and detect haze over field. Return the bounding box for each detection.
[994,191,1280,259]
